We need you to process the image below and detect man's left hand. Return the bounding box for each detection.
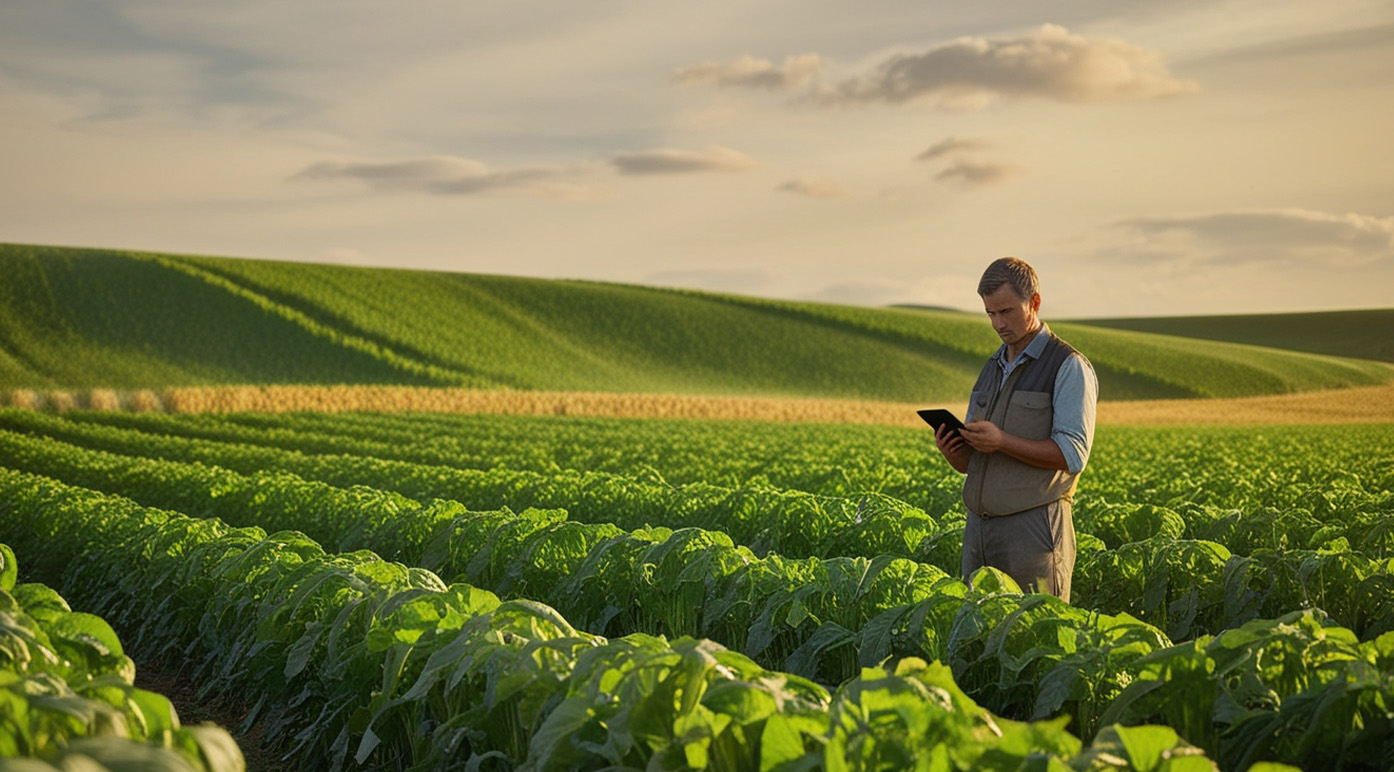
[960,419,1071,471]
[959,419,1005,453]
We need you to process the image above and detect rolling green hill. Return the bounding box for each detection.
[3,243,1391,403]
[1067,309,1394,363]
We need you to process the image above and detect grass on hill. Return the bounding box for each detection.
[2,242,1391,404]
[1068,309,1394,363]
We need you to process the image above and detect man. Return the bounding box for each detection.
[933,257,1097,601]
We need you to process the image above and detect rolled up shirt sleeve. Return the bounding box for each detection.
[1051,354,1098,474]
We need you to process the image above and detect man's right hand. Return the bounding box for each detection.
[935,424,970,474]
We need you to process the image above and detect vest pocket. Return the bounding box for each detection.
[969,389,990,422]
[1005,389,1052,439]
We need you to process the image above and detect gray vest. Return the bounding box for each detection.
[962,330,1080,517]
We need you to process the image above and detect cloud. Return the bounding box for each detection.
[291,146,762,197]
[915,135,1021,187]
[829,25,1198,107]
[672,54,824,89]
[609,146,758,175]
[777,176,853,199]
[681,25,1198,110]
[1113,208,1394,265]
[933,159,1022,187]
[289,155,584,197]
[917,136,995,161]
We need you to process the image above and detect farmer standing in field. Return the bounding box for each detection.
[933,257,1098,601]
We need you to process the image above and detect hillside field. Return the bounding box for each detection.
[1072,308,1394,364]
[4,242,1392,405]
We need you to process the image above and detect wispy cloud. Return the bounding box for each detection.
[291,145,763,196]
[916,135,1021,187]
[917,136,995,161]
[777,176,853,199]
[672,54,824,90]
[608,146,758,175]
[1114,208,1394,265]
[289,156,584,197]
[680,25,1198,110]
[933,159,1022,187]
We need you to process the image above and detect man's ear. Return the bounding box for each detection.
[1030,292,1042,312]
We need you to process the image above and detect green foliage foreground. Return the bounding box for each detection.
[2,470,1317,772]
[0,544,244,772]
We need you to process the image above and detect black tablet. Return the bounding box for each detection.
[917,408,965,440]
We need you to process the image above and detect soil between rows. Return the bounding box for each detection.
[134,658,295,772]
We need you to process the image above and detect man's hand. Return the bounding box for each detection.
[935,424,970,473]
[959,419,1005,453]
[959,419,1069,471]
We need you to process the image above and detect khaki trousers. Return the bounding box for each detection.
[961,498,1076,602]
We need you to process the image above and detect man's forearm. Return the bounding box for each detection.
[994,433,1070,471]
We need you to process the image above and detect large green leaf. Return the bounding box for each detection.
[33,736,204,772]
[175,724,247,772]
[0,544,16,593]
[10,584,70,626]
[44,612,130,681]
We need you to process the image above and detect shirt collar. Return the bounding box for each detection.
[992,323,1051,367]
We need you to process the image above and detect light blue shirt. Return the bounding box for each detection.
[968,324,1098,474]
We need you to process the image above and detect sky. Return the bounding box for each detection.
[3,1,1393,318]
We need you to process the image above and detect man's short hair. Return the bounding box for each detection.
[978,257,1039,300]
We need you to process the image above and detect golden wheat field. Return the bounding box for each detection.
[6,383,1393,427]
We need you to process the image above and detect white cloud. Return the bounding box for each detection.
[609,146,758,175]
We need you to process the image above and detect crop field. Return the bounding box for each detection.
[1,406,1391,771]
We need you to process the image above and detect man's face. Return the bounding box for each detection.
[981,284,1042,351]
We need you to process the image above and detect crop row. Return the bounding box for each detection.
[0,466,1258,772]
[45,408,957,506]
[0,543,242,772]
